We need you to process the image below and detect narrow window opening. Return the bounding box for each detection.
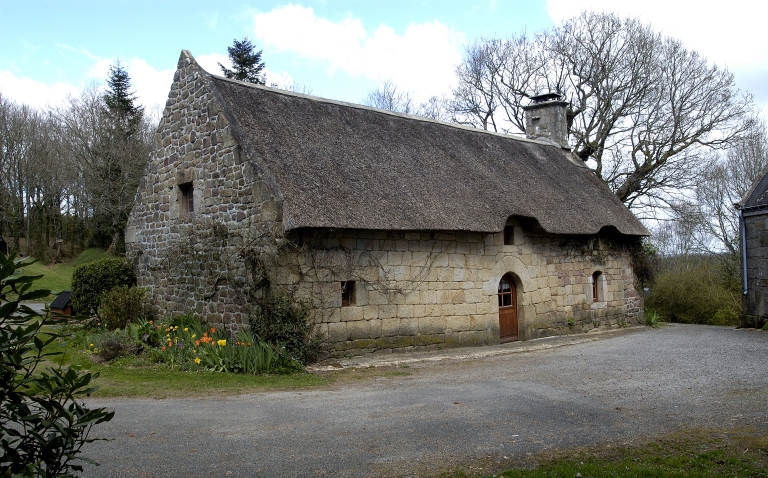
[503,226,515,246]
[341,281,355,307]
[179,182,194,217]
[592,271,602,303]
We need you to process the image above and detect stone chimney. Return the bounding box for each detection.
[523,93,570,150]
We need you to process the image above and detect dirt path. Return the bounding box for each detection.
[81,324,768,477]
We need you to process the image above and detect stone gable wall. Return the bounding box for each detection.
[126,52,282,329]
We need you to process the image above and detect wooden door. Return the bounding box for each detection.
[498,275,518,342]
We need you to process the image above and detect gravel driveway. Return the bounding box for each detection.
[81,324,768,477]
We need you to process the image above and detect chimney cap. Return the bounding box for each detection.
[529,92,563,104]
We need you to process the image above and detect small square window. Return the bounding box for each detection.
[503,226,515,246]
[179,183,194,217]
[341,281,355,307]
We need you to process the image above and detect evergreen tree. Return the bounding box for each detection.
[219,37,266,85]
[103,60,143,130]
[87,61,151,254]
[104,61,141,115]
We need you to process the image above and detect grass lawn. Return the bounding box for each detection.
[437,428,768,478]
[15,248,107,301]
[46,338,330,399]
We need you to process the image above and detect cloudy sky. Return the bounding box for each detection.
[1,0,767,116]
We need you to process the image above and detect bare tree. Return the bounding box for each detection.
[363,80,415,114]
[694,121,768,256]
[0,94,75,260]
[363,80,450,121]
[269,80,313,96]
[450,12,755,212]
[56,83,153,255]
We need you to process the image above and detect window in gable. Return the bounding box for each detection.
[341,281,355,307]
[179,182,194,217]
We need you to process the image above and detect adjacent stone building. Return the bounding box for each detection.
[738,168,768,328]
[125,50,649,357]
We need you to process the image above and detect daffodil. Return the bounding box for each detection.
[184,327,189,332]
[194,357,201,364]
[89,343,94,347]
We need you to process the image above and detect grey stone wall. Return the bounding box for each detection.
[742,211,768,327]
[126,51,280,329]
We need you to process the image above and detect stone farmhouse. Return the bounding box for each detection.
[738,168,768,328]
[125,50,649,357]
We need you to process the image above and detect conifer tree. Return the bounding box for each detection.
[219,37,266,85]
[103,60,143,133]
[104,61,141,116]
[82,61,151,254]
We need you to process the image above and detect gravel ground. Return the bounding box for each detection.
[80,324,768,477]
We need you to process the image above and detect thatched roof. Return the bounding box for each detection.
[198,54,647,236]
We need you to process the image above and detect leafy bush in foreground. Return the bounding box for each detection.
[0,252,114,476]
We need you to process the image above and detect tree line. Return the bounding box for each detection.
[0,61,153,261]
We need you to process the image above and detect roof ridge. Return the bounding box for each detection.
[209,74,559,148]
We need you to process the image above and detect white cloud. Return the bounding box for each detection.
[545,0,766,69]
[252,4,465,101]
[196,53,230,77]
[0,55,174,112]
[125,58,175,111]
[544,0,768,110]
[0,71,79,109]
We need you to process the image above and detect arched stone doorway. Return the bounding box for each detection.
[498,274,518,342]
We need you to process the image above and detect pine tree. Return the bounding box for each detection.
[219,37,266,85]
[103,60,143,120]
[89,61,151,254]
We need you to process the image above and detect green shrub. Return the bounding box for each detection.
[71,257,136,316]
[645,260,740,326]
[0,252,113,475]
[249,293,321,365]
[711,308,739,326]
[98,285,146,329]
[95,329,140,362]
[644,310,661,327]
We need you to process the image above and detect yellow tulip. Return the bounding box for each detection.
[217,339,227,347]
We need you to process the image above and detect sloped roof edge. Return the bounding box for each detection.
[739,162,768,211]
